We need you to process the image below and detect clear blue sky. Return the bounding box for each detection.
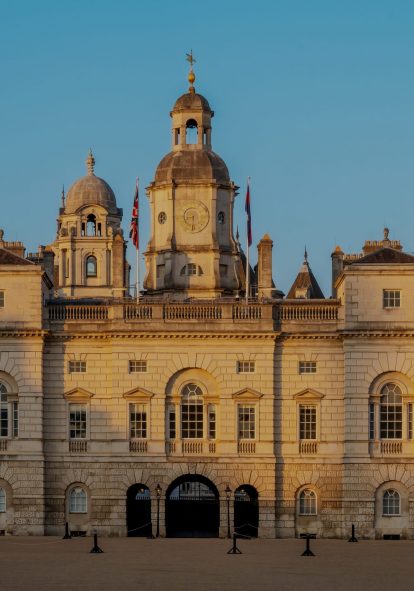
[1,0,414,296]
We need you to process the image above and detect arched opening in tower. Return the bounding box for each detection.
[185,119,198,145]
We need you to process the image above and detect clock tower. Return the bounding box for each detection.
[144,57,242,299]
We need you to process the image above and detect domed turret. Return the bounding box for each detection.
[50,151,128,298]
[64,151,119,215]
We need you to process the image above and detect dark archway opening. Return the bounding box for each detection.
[166,474,219,538]
[126,484,152,537]
[234,485,259,538]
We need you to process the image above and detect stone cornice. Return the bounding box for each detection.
[340,331,414,339]
[45,331,279,342]
[280,333,341,341]
[0,330,46,338]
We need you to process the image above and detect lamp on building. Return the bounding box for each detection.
[225,485,232,538]
[155,483,162,538]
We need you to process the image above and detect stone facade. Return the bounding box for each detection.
[1,76,414,539]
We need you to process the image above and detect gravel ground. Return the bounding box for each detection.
[0,536,413,591]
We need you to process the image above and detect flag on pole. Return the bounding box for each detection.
[245,180,252,247]
[129,179,139,249]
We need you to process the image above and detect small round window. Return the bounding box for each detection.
[218,211,225,224]
[158,212,167,224]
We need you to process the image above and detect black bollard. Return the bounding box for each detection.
[227,533,242,554]
[90,532,104,554]
[301,534,315,556]
[348,524,358,543]
[62,521,71,540]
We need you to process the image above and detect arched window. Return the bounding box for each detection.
[86,255,97,278]
[69,487,87,513]
[0,487,6,512]
[0,380,18,438]
[380,383,402,439]
[185,119,198,144]
[86,214,97,236]
[181,383,203,439]
[299,489,317,515]
[383,489,400,516]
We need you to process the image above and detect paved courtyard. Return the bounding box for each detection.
[0,536,413,591]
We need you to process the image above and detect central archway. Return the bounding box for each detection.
[166,475,219,538]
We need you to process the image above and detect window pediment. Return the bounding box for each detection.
[123,387,155,401]
[294,388,325,401]
[232,388,263,400]
[64,387,94,401]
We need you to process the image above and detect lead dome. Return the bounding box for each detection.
[64,151,118,214]
[172,91,213,114]
[155,150,229,183]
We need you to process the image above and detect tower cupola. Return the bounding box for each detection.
[144,56,241,299]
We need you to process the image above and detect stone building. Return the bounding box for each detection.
[1,68,414,540]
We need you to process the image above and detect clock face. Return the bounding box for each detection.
[179,200,209,233]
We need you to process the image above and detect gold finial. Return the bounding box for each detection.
[186,50,196,93]
[61,185,65,208]
[86,148,95,175]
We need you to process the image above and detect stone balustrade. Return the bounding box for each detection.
[165,440,217,455]
[69,440,88,454]
[48,304,108,321]
[299,440,318,455]
[164,304,222,320]
[129,440,148,453]
[275,301,339,321]
[381,440,403,455]
[47,299,340,327]
[238,441,256,454]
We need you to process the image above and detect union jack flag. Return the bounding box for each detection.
[245,180,252,247]
[129,179,139,249]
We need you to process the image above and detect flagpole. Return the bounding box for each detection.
[245,177,251,306]
[136,244,139,302]
[245,235,249,305]
[136,177,140,302]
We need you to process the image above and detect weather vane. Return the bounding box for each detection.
[186,50,196,68]
[186,50,196,91]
